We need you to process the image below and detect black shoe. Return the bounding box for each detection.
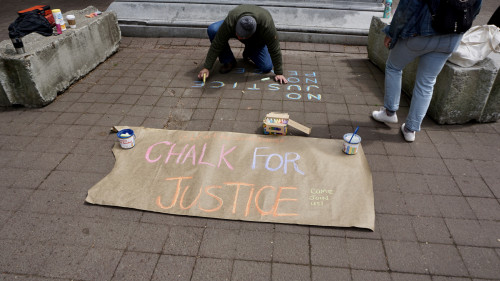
[219,61,236,74]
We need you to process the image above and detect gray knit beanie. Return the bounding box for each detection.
[235,16,257,38]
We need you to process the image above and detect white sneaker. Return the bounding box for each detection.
[401,123,415,142]
[372,107,398,124]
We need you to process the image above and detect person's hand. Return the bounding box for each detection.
[198,68,210,80]
[384,36,392,49]
[275,74,288,84]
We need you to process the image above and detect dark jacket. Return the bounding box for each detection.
[384,0,482,49]
[203,5,284,75]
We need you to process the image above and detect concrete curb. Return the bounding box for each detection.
[107,0,384,45]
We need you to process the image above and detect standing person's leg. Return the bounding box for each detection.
[405,34,461,132]
[244,44,273,73]
[372,37,420,123]
[207,20,236,65]
[384,38,423,113]
[404,52,450,132]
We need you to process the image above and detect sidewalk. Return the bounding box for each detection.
[1,1,500,281]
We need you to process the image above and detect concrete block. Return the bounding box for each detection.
[430,57,498,124]
[480,53,500,122]
[367,16,500,124]
[0,6,121,107]
[366,16,391,69]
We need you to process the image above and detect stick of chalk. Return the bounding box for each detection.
[203,73,206,84]
[261,77,271,81]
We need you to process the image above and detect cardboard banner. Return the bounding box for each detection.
[86,127,375,230]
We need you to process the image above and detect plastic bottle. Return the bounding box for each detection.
[11,37,25,54]
[52,9,66,31]
[383,0,392,19]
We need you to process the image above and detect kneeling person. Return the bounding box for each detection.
[197,5,288,84]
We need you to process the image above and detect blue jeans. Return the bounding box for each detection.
[207,20,273,72]
[385,34,462,131]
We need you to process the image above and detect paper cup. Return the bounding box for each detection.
[342,133,361,155]
[117,129,135,149]
[66,15,76,28]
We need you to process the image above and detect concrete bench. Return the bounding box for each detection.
[0,6,121,107]
[367,16,500,124]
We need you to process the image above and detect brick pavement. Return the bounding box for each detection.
[1,35,499,280]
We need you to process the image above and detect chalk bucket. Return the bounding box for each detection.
[342,133,361,155]
[117,129,135,149]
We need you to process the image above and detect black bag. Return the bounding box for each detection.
[8,10,53,39]
[18,5,56,27]
[424,0,477,34]
[487,6,500,28]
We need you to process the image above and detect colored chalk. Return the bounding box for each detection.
[261,77,271,81]
[203,73,206,84]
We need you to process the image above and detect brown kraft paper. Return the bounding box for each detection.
[85,126,375,230]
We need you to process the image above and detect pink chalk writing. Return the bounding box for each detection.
[145,141,237,170]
